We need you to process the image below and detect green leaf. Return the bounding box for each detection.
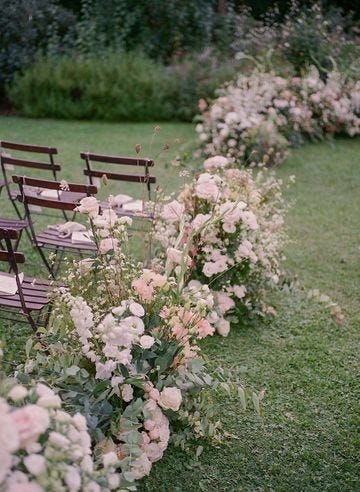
[238,387,247,410]
[252,392,261,415]
[25,338,33,358]
[66,365,80,376]
[196,445,204,458]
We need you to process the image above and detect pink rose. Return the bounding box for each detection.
[195,174,220,201]
[215,292,235,314]
[161,200,185,222]
[11,405,50,448]
[132,278,154,301]
[196,318,215,338]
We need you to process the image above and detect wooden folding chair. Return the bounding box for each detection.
[0,140,60,218]
[80,152,156,221]
[0,228,53,333]
[13,176,98,278]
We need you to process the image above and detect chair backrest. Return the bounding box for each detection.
[0,228,25,268]
[12,176,98,212]
[0,140,61,206]
[80,152,156,199]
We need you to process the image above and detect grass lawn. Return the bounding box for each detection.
[0,117,359,491]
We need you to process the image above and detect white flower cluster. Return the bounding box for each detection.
[0,379,120,492]
[197,67,360,165]
[154,156,287,335]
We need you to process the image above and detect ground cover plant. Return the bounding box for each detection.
[0,117,358,490]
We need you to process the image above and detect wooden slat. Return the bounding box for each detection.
[0,296,48,311]
[12,175,98,195]
[0,219,28,230]
[18,195,78,211]
[0,228,20,240]
[83,169,156,184]
[0,250,25,263]
[80,152,154,167]
[1,140,57,155]
[1,156,61,171]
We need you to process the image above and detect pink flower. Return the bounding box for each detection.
[11,405,49,448]
[195,174,220,201]
[233,285,246,299]
[196,318,215,338]
[203,155,229,171]
[161,200,185,222]
[215,292,235,314]
[191,213,211,231]
[132,278,154,302]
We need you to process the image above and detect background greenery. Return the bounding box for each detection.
[0,117,358,490]
[2,1,359,121]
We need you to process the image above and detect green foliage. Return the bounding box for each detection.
[0,0,76,88]
[8,51,240,122]
[9,52,175,121]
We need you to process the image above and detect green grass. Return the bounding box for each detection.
[0,117,359,491]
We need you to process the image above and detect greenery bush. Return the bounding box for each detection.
[9,52,176,121]
[9,51,241,122]
[0,0,76,90]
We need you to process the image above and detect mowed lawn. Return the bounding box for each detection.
[0,117,359,491]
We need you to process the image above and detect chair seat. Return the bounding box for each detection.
[35,226,98,251]
[0,275,51,311]
[0,217,29,231]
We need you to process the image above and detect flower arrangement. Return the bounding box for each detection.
[153,157,289,336]
[0,372,121,492]
[20,200,255,488]
[197,67,360,166]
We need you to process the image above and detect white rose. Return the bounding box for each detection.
[64,465,81,492]
[129,302,145,317]
[72,413,87,432]
[37,395,62,408]
[8,385,28,402]
[157,387,182,411]
[121,384,133,402]
[75,197,99,218]
[98,237,119,254]
[103,451,118,468]
[139,335,155,349]
[215,318,230,337]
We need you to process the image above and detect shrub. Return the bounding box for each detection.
[0,0,76,89]
[9,50,242,122]
[197,67,360,165]
[9,52,175,121]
